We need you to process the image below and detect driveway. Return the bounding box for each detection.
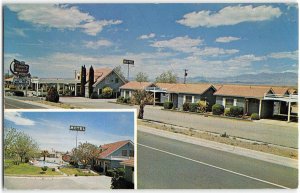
[4,176,111,190]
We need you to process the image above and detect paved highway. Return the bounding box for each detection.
[4,97,46,109]
[137,129,298,189]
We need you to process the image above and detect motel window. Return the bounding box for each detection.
[185,95,193,103]
[225,98,234,108]
[129,150,134,157]
[122,150,127,156]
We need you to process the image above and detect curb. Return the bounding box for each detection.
[138,125,298,169]
[5,97,62,109]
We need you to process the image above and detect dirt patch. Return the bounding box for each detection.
[138,119,298,160]
[36,100,79,109]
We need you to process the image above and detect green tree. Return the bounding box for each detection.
[72,142,99,169]
[155,70,177,83]
[114,66,126,81]
[4,127,20,159]
[135,72,149,82]
[41,150,49,161]
[4,128,40,163]
[131,90,153,119]
[14,132,39,162]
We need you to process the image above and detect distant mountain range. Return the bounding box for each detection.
[187,72,298,86]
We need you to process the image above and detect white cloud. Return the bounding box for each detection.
[84,39,113,49]
[150,36,203,53]
[194,47,239,56]
[4,112,35,126]
[11,28,27,37]
[6,4,122,36]
[138,33,156,39]
[215,36,240,43]
[268,50,298,60]
[287,3,298,10]
[177,5,282,28]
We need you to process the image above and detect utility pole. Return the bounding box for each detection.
[184,69,188,84]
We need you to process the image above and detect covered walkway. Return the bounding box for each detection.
[264,94,298,122]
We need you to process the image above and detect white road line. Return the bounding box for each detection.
[138,143,290,189]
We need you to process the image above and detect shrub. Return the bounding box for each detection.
[197,100,208,113]
[189,103,199,112]
[224,108,231,116]
[229,106,243,117]
[102,87,113,98]
[46,87,59,103]
[183,102,190,111]
[164,101,173,109]
[117,96,124,103]
[212,104,224,115]
[251,113,260,120]
[90,92,99,99]
[123,97,131,104]
[41,166,48,172]
[52,168,56,172]
[13,90,24,96]
[106,169,114,177]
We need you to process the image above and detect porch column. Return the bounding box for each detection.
[258,99,262,118]
[287,101,291,122]
[153,89,156,106]
[168,93,170,101]
[75,84,77,96]
[103,161,106,173]
[36,82,39,96]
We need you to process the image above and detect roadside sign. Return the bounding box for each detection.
[123,59,134,65]
[13,77,31,86]
[70,125,86,131]
[14,61,29,74]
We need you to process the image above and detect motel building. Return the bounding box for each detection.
[29,65,126,97]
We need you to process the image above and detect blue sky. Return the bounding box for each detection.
[3,3,298,80]
[4,111,134,152]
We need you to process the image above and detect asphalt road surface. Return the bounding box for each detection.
[137,129,298,189]
[4,97,47,109]
[4,176,111,190]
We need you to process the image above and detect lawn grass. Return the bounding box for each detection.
[59,167,98,176]
[4,163,61,176]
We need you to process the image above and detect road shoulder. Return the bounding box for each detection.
[138,125,298,169]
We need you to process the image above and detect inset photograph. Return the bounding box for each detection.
[3,110,135,190]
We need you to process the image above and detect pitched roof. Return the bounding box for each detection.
[271,87,290,95]
[155,83,177,90]
[167,83,215,95]
[214,85,273,98]
[98,140,132,159]
[120,81,154,90]
[86,67,112,85]
[120,158,134,167]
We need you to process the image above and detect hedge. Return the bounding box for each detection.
[251,113,260,120]
[164,101,173,109]
[229,106,243,117]
[189,103,198,112]
[212,104,224,115]
[183,102,190,111]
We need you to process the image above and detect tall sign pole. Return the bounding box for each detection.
[123,59,134,80]
[69,125,86,149]
[184,69,188,84]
